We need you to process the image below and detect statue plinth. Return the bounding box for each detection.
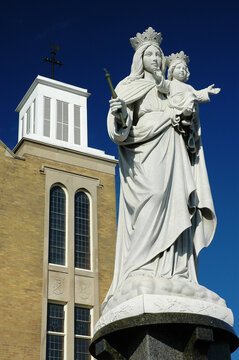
[97,276,234,333]
[90,312,239,360]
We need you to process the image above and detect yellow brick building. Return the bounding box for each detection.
[0,76,117,360]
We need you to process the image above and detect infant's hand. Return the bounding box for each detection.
[153,70,162,84]
[109,98,128,122]
[207,84,221,95]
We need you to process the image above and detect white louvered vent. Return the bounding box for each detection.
[33,99,36,134]
[16,77,110,157]
[74,105,81,145]
[44,96,51,137]
[21,116,24,137]
[26,107,31,134]
[56,100,68,141]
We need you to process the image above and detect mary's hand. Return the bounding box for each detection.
[109,98,128,123]
[153,70,163,84]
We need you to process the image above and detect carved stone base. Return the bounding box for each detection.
[89,313,239,360]
[95,294,234,335]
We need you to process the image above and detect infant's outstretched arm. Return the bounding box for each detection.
[207,84,221,95]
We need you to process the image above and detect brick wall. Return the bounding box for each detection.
[0,146,45,359]
[0,142,117,359]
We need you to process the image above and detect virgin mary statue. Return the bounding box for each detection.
[102,27,218,315]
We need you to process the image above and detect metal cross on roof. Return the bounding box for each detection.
[44,45,63,80]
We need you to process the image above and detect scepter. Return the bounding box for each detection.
[104,68,127,128]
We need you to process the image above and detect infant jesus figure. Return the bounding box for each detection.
[155,51,220,126]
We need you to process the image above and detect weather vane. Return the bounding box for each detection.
[44,44,63,80]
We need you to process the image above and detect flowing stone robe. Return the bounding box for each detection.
[102,78,216,314]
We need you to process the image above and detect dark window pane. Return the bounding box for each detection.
[75,338,91,360]
[75,192,90,269]
[49,186,65,265]
[75,307,91,336]
[47,303,64,332]
[46,334,64,360]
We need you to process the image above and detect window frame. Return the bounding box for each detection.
[46,302,66,360]
[74,306,92,360]
[48,184,67,267]
[42,168,100,360]
[74,190,91,271]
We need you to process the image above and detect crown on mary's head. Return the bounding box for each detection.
[130,27,163,51]
[166,51,190,67]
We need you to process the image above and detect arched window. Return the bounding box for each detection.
[49,185,66,265]
[75,192,90,269]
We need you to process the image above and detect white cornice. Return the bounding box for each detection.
[13,138,117,164]
[15,75,91,112]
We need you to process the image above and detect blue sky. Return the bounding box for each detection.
[0,0,238,356]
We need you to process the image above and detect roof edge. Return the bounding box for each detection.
[13,138,118,165]
[0,139,25,160]
[15,75,91,112]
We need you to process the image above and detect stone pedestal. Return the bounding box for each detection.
[90,313,239,360]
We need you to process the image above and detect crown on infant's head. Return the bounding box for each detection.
[166,51,189,67]
[130,27,163,51]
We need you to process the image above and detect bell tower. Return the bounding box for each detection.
[15,75,112,159]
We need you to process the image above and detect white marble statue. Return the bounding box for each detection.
[97,27,233,331]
